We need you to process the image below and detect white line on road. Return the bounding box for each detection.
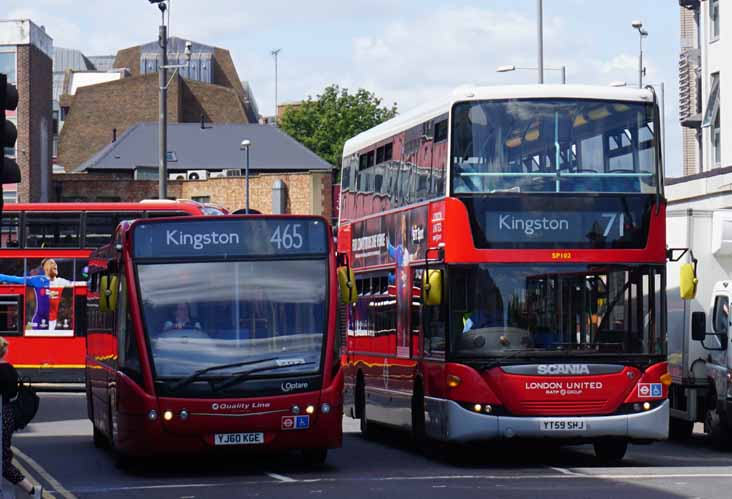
[547,466,584,476]
[12,446,78,499]
[266,472,297,483]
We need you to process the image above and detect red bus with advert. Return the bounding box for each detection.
[86,215,342,464]
[337,84,669,461]
[0,200,223,384]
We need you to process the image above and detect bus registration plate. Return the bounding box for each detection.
[540,419,586,432]
[214,432,264,445]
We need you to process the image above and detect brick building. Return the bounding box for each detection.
[0,19,53,203]
[56,38,258,173]
[58,122,334,218]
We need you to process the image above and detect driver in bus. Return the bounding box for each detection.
[163,303,202,331]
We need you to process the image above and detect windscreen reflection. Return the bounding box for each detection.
[137,260,327,378]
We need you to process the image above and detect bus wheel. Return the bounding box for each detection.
[593,440,628,462]
[669,418,694,440]
[301,448,328,466]
[411,383,427,449]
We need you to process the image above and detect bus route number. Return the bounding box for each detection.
[270,223,304,250]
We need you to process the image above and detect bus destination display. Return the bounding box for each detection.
[133,218,327,258]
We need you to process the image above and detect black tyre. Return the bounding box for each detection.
[704,402,732,449]
[593,440,628,462]
[358,382,372,439]
[411,383,427,449]
[302,448,328,466]
[92,425,107,449]
[669,418,694,440]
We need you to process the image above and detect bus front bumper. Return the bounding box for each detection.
[425,398,669,443]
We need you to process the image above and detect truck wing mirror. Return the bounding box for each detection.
[679,263,698,300]
[691,311,706,342]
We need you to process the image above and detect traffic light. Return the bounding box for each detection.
[1,72,21,213]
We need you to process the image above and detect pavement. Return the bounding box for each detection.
[4,393,732,498]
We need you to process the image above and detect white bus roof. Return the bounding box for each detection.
[342,84,655,157]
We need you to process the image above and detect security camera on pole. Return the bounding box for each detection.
[632,20,648,88]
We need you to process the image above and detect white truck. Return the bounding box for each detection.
[667,208,732,445]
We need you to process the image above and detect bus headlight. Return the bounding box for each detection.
[643,402,651,411]
[320,403,331,414]
[163,410,174,421]
[473,404,482,413]
[306,405,315,415]
[179,409,189,421]
[291,405,301,415]
[147,409,159,421]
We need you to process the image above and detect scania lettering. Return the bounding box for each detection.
[338,85,669,462]
[537,364,591,375]
[85,215,342,464]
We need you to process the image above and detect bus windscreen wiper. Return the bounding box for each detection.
[168,357,279,392]
[212,361,316,393]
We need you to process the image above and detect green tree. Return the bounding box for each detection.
[280,85,397,175]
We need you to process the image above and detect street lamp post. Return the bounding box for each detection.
[272,49,281,124]
[632,20,648,88]
[496,65,567,84]
[156,1,168,200]
[149,0,191,199]
[537,0,544,84]
[240,139,251,212]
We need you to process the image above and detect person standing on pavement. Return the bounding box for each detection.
[0,337,43,498]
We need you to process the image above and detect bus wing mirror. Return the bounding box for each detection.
[99,276,109,313]
[107,275,119,311]
[100,274,119,312]
[337,266,357,305]
[691,311,706,342]
[423,269,443,306]
[679,263,698,300]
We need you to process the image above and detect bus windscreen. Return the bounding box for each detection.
[133,218,328,259]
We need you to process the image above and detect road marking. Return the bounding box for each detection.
[266,472,297,483]
[12,446,78,499]
[547,466,583,476]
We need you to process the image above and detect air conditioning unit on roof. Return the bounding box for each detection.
[187,170,208,180]
[169,172,187,181]
[224,169,243,177]
[209,171,226,178]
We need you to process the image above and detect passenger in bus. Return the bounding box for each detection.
[163,303,202,332]
[0,338,43,498]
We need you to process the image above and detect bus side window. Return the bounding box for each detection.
[1,214,21,248]
[0,296,23,336]
[25,212,81,248]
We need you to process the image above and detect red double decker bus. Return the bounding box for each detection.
[338,85,669,461]
[0,201,222,384]
[86,215,342,463]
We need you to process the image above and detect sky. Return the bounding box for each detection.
[6,0,683,176]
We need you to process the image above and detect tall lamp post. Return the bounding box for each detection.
[149,0,190,199]
[271,48,281,124]
[632,20,648,88]
[537,0,544,84]
[497,65,566,84]
[240,139,252,213]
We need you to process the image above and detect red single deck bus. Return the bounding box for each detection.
[338,85,670,461]
[0,201,223,384]
[86,215,342,464]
